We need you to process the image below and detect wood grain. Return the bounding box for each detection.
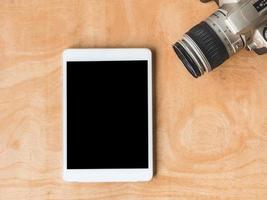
[0,0,267,199]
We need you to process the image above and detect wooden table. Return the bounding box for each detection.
[1,0,267,199]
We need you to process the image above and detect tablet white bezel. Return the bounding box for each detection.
[62,48,153,182]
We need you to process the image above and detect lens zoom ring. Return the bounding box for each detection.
[186,22,229,70]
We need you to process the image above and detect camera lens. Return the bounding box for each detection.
[173,42,201,78]
[174,9,246,78]
[173,21,230,78]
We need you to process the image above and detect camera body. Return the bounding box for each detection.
[173,0,267,78]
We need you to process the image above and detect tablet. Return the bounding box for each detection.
[62,48,153,182]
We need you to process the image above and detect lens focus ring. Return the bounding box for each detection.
[186,22,229,70]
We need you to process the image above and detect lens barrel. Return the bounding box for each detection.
[173,21,230,78]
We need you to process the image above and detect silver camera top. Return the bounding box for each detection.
[211,0,267,54]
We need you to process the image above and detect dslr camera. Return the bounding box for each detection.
[173,0,267,78]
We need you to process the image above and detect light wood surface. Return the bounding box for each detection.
[1,0,267,199]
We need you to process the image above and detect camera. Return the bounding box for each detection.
[173,0,267,78]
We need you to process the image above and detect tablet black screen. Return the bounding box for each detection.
[67,61,149,169]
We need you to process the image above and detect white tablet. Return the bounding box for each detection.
[62,48,153,182]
